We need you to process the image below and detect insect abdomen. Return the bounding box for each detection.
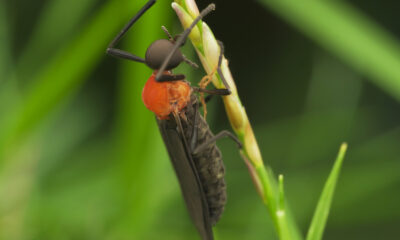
[191,115,226,225]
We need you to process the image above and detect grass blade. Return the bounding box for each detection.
[257,0,400,101]
[0,2,11,81]
[17,0,98,82]
[0,1,139,163]
[173,1,304,239]
[0,2,20,119]
[306,143,348,240]
[277,175,291,240]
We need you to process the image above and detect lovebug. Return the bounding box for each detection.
[106,1,241,239]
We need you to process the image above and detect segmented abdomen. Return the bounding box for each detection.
[182,103,226,226]
[193,116,226,225]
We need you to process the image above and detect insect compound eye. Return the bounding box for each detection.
[145,39,184,70]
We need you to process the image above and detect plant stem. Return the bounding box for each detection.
[172,1,301,239]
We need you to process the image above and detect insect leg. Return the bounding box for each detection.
[106,49,145,62]
[156,74,186,82]
[190,101,200,151]
[106,0,156,63]
[192,130,242,155]
[192,87,230,96]
[197,40,231,117]
[203,95,214,104]
[195,88,228,117]
[193,86,230,119]
[198,40,230,90]
[215,40,231,91]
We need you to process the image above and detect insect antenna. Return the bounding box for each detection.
[182,55,199,68]
[161,25,174,40]
[162,25,198,68]
[155,3,216,81]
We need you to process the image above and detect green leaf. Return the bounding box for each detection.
[257,0,400,101]
[0,2,11,81]
[276,175,291,240]
[306,143,348,240]
[0,0,141,163]
[0,2,20,119]
[17,0,98,82]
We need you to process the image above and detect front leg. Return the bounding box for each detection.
[156,74,186,82]
[197,40,232,118]
[193,87,230,96]
[193,85,231,119]
[106,48,145,62]
[198,40,230,92]
[106,0,156,63]
[215,40,231,91]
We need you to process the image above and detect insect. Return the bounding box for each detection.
[106,1,241,239]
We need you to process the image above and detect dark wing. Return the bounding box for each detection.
[157,118,213,240]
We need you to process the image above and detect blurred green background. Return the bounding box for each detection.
[1,0,399,239]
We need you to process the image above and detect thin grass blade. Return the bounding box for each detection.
[306,143,348,240]
[0,2,11,81]
[257,0,400,101]
[17,0,98,82]
[277,175,291,240]
[0,1,139,163]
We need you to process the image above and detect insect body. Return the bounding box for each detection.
[158,94,234,239]
[176,95,229,225]
[106,1,241,239]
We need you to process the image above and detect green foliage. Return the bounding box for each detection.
[306,144,347,240]
[0,0,399,239]
[257,0,400,101]
[174,1,350,240]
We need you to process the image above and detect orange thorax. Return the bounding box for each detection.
[142,73,191,119]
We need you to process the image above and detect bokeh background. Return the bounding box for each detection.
[1,0,400,239]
